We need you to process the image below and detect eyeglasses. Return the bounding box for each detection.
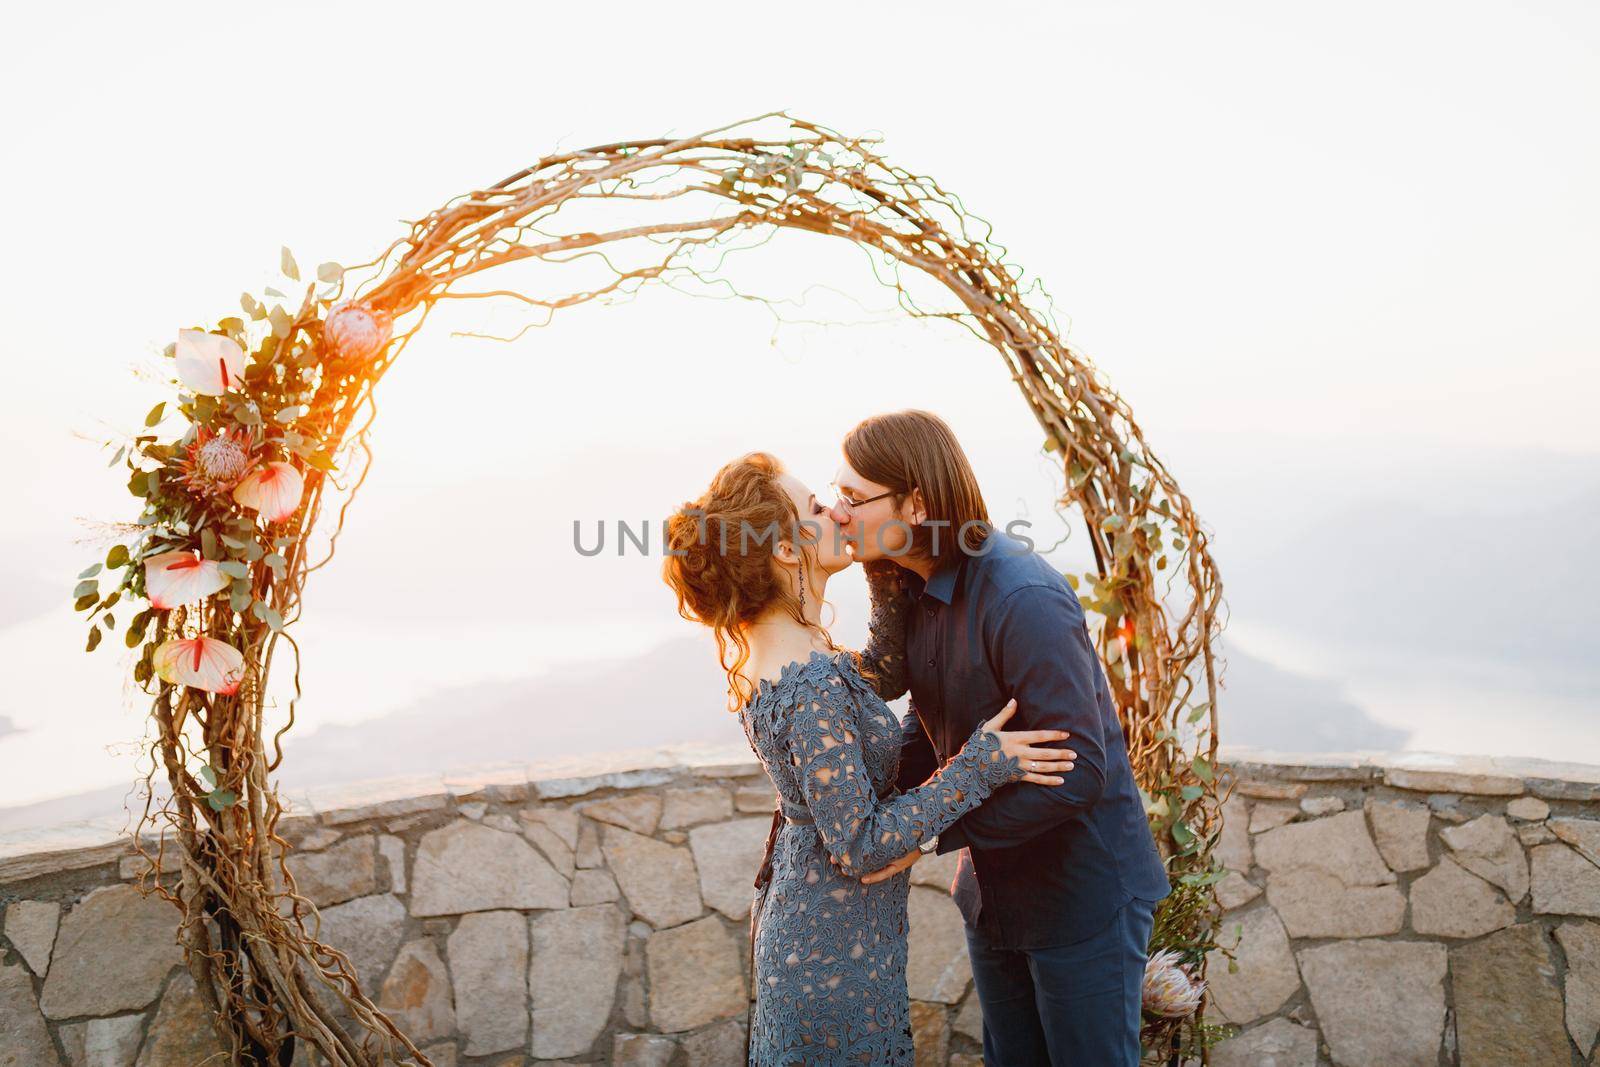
[829,483,898,515]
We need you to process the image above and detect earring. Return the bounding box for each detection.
[798,559,806,614]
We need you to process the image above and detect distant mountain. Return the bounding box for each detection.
[266,634,746,789]
[1206,639,1409,751]
[1229,484,1600,695]
[0,631,1402,834]
[0,566,58,629]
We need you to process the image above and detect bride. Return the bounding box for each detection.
[661,450,1077,1065]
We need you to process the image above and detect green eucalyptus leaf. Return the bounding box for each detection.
[144,402,166,427]
[280,246,300,281]
[73,579,98,599]
[316,261,343,283]
[85,627,102,652]
[78,563,102,579]
[218,561,250,580]
[268,306,292,339]
[74,593,98,612]
[107,544,130,568]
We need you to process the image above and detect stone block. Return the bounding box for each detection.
[646,915,746,1032]
[1451,922,1568,1067]
[1297,939,1446,1067]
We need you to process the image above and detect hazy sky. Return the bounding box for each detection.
[2,1,1596,813]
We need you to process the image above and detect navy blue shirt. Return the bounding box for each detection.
[892,526,1171,948]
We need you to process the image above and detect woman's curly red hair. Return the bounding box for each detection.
[662,451,840,711]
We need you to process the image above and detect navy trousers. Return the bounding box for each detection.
[964,895,1157,1066]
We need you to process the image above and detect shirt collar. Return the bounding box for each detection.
[922,551,964,605]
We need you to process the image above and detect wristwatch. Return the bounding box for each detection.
[918,833,940,855]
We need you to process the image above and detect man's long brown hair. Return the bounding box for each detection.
[842,409,992,560]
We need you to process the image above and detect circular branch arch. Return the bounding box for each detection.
[87,111,1226,1066]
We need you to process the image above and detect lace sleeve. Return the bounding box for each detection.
[785,665,1023,877]
[855,562,912,701]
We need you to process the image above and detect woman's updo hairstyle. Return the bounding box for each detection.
[662,451,840,711]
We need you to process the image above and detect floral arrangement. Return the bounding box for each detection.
[79,264,392,680]
[75,113,1228,1066]
[74,250,427,1064]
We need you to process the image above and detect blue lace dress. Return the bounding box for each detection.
[737,571,1026,1065]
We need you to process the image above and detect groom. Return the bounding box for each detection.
[829,409,1170,1066]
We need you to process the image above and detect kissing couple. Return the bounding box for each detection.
[661,409,1170,1066]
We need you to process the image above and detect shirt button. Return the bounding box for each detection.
[925,606,936,617]
[927,658,935,668]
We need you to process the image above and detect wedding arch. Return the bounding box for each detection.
[77,112,1227,1065]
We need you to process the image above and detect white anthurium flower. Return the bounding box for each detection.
[153,636,246,695]
[232,462,305,523]
[144,550,230,610]
[175,328,247,396]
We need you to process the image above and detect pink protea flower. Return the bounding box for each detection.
[232,461,305,524]
[323,303,393,366]
[1142,949,1205,1019]
[154,636,246,695]
[178,424,257,497]
[144,550,230,610]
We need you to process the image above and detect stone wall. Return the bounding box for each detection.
[1209,749,1600,1067]
[1,744,1596,1066]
